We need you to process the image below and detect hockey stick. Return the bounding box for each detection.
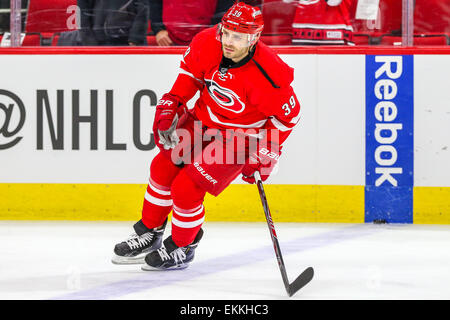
[254,171,314,297]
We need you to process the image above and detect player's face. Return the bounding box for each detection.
[221,28,252,62]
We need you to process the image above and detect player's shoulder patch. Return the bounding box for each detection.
[252,41,294,88]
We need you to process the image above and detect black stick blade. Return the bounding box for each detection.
[288,267,314,297]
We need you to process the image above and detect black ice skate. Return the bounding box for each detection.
[112,219,167,265]
[142,228,204,271]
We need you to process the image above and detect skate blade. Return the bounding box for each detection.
[111,253,146,265]
[141,263,189,271]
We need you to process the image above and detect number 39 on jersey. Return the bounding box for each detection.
[281,95,296,116]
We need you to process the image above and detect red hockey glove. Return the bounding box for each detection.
[153,93,186,150]
[241,144,281,184]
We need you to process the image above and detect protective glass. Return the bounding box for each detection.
[0,1,448,47]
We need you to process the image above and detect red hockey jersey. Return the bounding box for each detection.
[168,26,301,146]
[291,0,355,45]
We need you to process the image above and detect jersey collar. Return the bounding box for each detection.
[219,45,256,74]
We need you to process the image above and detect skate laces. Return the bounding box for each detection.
[157,247,186,265]
[126,232,154,250]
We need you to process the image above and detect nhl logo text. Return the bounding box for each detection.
[0,89,26,150]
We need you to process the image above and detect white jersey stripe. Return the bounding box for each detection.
[149,176,171,192]
[148,179,171,196]
[171,216,205,228]
[173,204,203,214]
[173,205,204,218]
[144,191,173,207]
[292,39,346,44]
[269,117,294,132]
[292,23,353,31]
[290,107,302,124]
[292,39,355,46]
[179,68,203,84]
[206,105,267,129]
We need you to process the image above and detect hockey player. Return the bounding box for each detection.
[289,0,356,45]
[112,1,302,270]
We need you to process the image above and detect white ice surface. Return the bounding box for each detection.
[0,221,449,300]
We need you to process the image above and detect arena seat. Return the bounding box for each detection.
[378,33,449,46]
[414,34,449,45]
[353,33,371,45]
[379,35,402,46]
[50,33,60,46]
[21,33,42,46]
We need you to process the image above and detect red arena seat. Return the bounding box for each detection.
[353,33,371,45]
[379,35,402,46]
[21,33,42,46]
[414,34,449,45]
[378,34,449,46]
[50,33,60,46]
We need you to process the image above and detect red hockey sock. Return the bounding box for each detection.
[141,153,181,229]
[170,170,207,247]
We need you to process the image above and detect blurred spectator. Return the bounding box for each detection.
[287,0,356,45]
[149,0,235,46]
[414,0,450,34]
[352,0,402,37]
[58,0,150,46]
[0,0,9,33]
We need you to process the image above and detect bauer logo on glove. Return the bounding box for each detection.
[242,144,281,184]
[153,93,187,150]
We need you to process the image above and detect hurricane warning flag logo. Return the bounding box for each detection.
[205,74,245,113]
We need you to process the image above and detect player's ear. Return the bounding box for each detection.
[249,32,261,51]
[251,32,261,46]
